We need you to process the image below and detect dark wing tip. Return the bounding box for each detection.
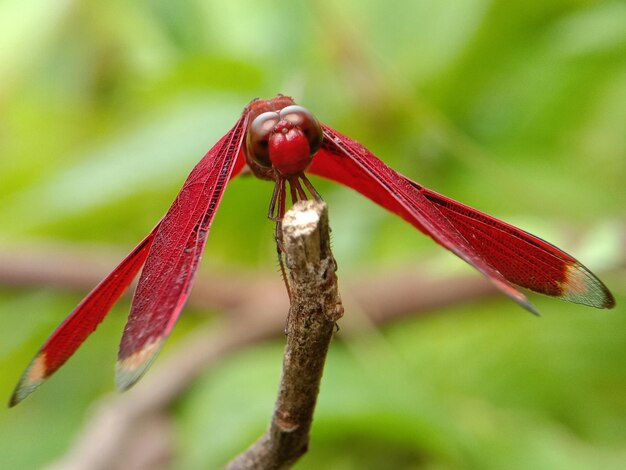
[8,353,49,407]
[558,262,615,309]
[115,338,164,392]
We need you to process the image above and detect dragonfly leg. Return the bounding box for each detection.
[275,219,292,302]
[268,177,287,222]
[268,180,280,220]
[300,174,323,202]
[289,180,298,205]
[271,176,292,303]
[288,176,308,201]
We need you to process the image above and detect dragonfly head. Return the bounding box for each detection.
[246,100,322,178]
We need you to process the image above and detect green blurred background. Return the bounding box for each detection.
[0,0,624,468]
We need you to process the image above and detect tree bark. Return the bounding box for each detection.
[225,200,343,470]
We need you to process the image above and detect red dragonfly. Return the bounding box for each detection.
[10,94,615,406]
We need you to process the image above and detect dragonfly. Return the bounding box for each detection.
[9,94,615,406]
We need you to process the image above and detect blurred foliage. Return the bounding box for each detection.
[0,0,624,469]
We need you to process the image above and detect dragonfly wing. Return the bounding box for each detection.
[9,228,158,406]
[309,125,614,310]
[115,114,248,390]
[418,186,614,309]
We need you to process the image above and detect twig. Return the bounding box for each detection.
[225,200,343,469]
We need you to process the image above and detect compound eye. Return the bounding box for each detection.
[247,111,280,167]
[279,105,323,155]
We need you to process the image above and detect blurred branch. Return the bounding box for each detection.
[1,222,622,323]
[0,242,263,313]
[0,242,505,319]
[226,200,342,469]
